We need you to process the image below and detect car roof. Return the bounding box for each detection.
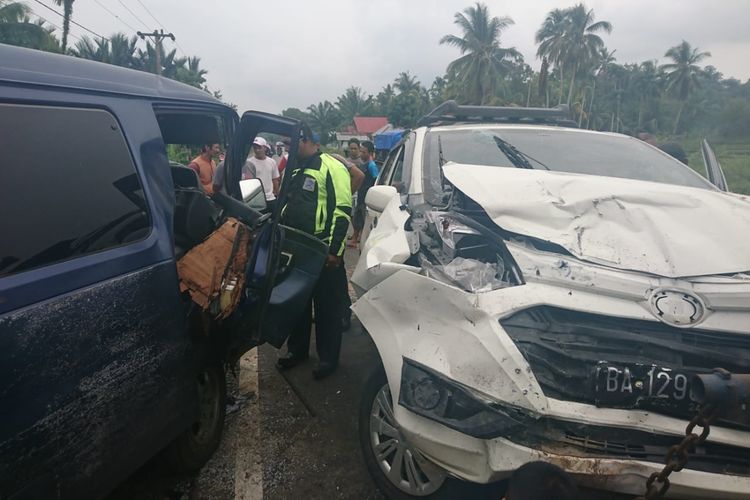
[425,122,625,139]
[0,43,226,106]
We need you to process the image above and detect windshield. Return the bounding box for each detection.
[424,127,713,204]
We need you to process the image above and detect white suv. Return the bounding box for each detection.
[351,102,750,499]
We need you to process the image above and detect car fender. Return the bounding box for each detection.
[352,269,549,418]
[351,190,418,295]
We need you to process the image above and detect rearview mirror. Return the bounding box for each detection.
[240,178,267,211]
[365,185,398,213]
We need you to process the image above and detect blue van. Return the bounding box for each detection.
[0,44,326,499]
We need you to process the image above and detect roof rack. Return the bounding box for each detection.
[417,100,577,128]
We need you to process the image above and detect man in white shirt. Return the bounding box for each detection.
[244,136,281,211]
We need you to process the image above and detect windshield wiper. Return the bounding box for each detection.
[493,135,550,171]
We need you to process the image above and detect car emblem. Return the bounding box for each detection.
[648,288,706,327]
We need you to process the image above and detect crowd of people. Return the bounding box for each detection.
[185,126,379,380]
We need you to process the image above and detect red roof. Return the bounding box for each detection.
[353,116,389,135]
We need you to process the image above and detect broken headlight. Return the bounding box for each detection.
[399,359,526,439]
[420,211,524,292]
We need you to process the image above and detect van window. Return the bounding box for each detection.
[0,104,151,277]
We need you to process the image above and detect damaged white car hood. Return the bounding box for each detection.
[444,164,750,278]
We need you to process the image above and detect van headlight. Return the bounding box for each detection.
[398,359,526,439]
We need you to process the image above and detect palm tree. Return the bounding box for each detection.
[535,8,568,105]
[72,36,108,61]
[73,33,138,68]
[440,2,520,105]
[631,60,662,128]
[0,0,59,50]
[586,47,616,127]
[52,0,74,52]
[376,84,396,113]
[394,71,421,95]
[336,86,366,123]
[307,101,339,144]
[560,4,612,106]
[661,40,710,134]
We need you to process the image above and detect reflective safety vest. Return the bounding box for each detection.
[283,152,352,256]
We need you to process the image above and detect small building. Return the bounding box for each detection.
[335,116,390,150]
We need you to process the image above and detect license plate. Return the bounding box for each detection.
[594,362,700,414]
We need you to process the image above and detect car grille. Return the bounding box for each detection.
[500,306,750,426]
[559,431,750,476]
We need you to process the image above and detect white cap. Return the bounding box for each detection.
[253,136,268,148]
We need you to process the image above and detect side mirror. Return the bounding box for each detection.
[240,178,267,211]
[365,185,398,213]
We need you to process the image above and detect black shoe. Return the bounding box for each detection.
[276,353,308,370]
[313,362,337,380]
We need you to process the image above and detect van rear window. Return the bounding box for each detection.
[0,104,151,277]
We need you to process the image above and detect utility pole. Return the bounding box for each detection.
[137,29,175,76]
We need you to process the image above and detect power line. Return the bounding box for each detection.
[135,0,189,57]
[93,0,137,32]
[117,0,149,29]
[29,8,82,43]
[31,0,109,41]
[135,0,164,30]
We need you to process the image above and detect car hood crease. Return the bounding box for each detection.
[444,164,750,278]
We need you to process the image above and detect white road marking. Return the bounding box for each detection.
[234,349,263,500]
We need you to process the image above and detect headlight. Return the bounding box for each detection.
[399,359,527,439]
[420,211,524,292]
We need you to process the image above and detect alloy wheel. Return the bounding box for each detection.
[369,383,446,496]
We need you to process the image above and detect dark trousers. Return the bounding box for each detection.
[286,262,349,365]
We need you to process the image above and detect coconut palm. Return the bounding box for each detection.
[586,47,616,127]
[52,0,74,52]
[440,2,520,105]
[336,86,367,123]
[394,71,421,95]
[661,40,710,134]
[535,8,568,105]
[631,60,662,128]
[560,4,612,106]
[73,33,138,68]
[307,101,339,144]
[0,0,59,50]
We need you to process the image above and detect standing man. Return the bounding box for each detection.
[277,124,352,380]
[347,138,362,167]
[245,136,281,211]
[276,138,290,177]
[188,143,220,195]
[349,140,379,247]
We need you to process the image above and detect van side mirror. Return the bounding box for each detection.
[365,185,398,213]
[240,178,267,211]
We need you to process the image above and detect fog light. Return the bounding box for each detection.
[413,378,442,410]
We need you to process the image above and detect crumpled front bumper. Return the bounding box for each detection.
[396,406,750,499]
[352,266,750,499]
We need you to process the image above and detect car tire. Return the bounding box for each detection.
[164,362,226,474]
[359,366,470,500]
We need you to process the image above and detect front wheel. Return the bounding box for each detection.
[359,367,467,499]
[164,362,226,474]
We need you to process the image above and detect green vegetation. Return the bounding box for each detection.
[0,0,228,103]
[2,1,747,192]
[281,2,749,193]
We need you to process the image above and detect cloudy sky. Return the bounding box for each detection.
[33,0,750,113]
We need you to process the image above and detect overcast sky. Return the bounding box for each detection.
[36,0,750,113]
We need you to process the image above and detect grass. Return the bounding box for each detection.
[681,139,750,195]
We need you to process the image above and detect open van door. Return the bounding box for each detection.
[701,138,729,191]
[217,111,327,359]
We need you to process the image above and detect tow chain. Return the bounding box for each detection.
[643,404,718,498]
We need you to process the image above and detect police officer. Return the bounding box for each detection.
[277,124,353,380]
